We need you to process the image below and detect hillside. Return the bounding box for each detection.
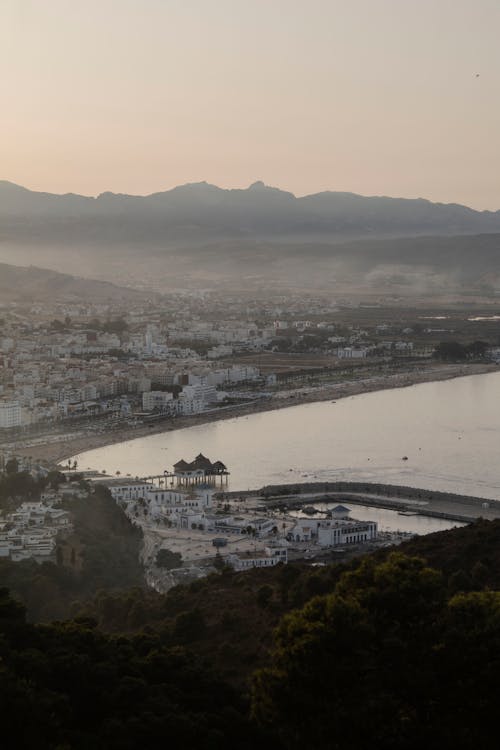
[2,519,500,749]
[6,512,499,685]
[0,262,150,302]
[2,181,500,293]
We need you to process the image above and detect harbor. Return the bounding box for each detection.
[93,452,488,592]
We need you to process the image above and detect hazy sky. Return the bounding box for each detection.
[1,0,499,208]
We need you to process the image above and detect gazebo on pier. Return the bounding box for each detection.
[166,453,230,486]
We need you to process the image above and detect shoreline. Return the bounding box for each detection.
[11,362,497,465]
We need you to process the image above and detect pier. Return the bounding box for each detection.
[143,453,230,488]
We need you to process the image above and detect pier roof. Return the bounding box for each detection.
[172,454,229,476]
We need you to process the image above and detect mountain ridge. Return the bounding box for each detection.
[0,178,497,214]
[1,179,500,245]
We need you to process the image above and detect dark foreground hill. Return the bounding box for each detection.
[2,515,500,749]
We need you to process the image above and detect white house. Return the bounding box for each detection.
[227,545,288,571]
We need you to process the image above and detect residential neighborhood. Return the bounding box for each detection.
[3,287,491,441]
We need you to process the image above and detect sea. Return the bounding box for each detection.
[72,371,500,533]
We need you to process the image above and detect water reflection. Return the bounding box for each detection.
[294,503,466,535]
[75,371,500,500]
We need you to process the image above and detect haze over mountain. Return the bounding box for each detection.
[0,262,151,303]
[1,180,500,295]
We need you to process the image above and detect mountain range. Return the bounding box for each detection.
[2,179,500,242]
[1,180,500,294]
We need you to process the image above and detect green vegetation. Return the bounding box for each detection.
[0,588,259,750]
[2,503,500,746]
[434,339,490,360]
[0,485,144,620]
[0,467,67,514]
[253,553,480,748]
[155,548,182,569]
[251,551,500,748]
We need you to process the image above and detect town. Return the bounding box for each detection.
[1,287,498,451]
[1,286,499,581]
[0,450,381,589]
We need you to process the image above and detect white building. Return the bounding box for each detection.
[107,480,154,501]
[177,386,205,415]
[142,390,174,412]
[227,545,288,571]
[108,480,214,528]
[289,506,377,547]
[0,499,72,562]
[0,400,22,428]
[337,347,369,359]
[487,347,500,363]
[317,519,377,547]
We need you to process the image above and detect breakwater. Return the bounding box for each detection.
[222,481,500,523]
[260,481,499,506]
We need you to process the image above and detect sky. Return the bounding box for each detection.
[1,0,499,209]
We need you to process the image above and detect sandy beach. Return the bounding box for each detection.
[9,362,497,465]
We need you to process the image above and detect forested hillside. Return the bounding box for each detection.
[2,517,500,748]
[0,485,144,621]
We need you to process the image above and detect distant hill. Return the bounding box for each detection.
[2,180,500,293]
[2,179,500,244]
[0,262,149,302]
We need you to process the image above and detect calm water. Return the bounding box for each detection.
[74,371,500,501]
[296,503,465,535]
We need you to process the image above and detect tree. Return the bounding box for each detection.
[256,585,274,609]
[173,607,207,642]
[102,318,128,334]
[155,549,182,569]
[5,458,19,476]
[0,589,254,749]
[213,551,226,571]
[45,470,66,489]
[467,340,489,359]
[433,341,467,361]
[252,553,448,749]
[471,560,489,587]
